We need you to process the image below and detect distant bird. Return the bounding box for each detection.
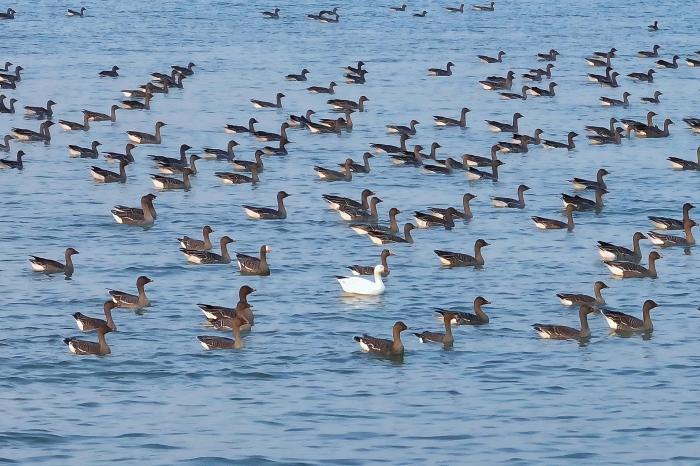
[413,10,427,17]
[67,7,86,17]
[656,55,679,69]
[389,4,406,11]
[99,66,119,77]
[286,68,310,81]
[0,150,24,169]
[446,4,464,13]
[0,8,16,19]
[648,20,659,31]
[639,45,661,58]
[667,148,699,170]
[537,49,560,61]
[472,2,495,11]
[478,51,506,64]
[251,92,285,109]
[428,62,454,77]
[434,239,489,267]
[262,7,280,19]
[64,325,112,356]
[601,300,659,333]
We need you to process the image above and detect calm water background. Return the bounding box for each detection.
[1,0,699,464]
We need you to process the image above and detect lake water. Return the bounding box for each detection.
[1,0,699,464]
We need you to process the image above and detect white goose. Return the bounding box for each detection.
[336,265,386,295]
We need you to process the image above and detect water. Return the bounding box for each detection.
[1,0,699,464]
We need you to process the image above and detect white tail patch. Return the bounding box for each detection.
[598,249,617,261]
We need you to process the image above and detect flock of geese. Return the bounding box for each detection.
[1,4,698,359]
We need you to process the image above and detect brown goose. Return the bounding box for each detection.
[486,112,523,132]
[121,92,152,110]
[354,321,408,356]
[569,168,609,191]
[12,120,54,143]
[602,300,659,332]
[531,205,575,231]
[84,105,119,122]
[178,225,214,251]
[639,45,661,58]
[656,55,679,69]
[414,312,456,347]
[181,236,235,264]
[68,140,101,158]
[198,285,256,330]
[322,188,374,211]
[307,81,337,94]
[600,92,631,107]
[414,208,458,230]
[103,143,136,164]
[348,249,393,276]
[370,133,409,154]
[225,118,258,134]
[478,51,505,63]
[327,96,369,112]
[236,245,272,275]
[108,276,153,309]
[605,251,662,278]
[0,134,13,152]
[111,193,157,226]
[433,107,470,127]
[435,296,491,325]
[73,301,117,332]
[647,220,696,247]
[434,239,489,267]
[367,222,415,245]
[90,159,128,183]
[667,148,700,170]
[350,207,401,236]
[127,121,166,144]
[215,164,259,185]
[428,62,455,77]
[150,168,193,190]
[636,119,673,138]
[598,232,647,262]
[337,196,383,222]
[29,247,79,277]
[342,152,373,173]
[251,92,285,109]
[557,281,608,307]
[0,150,24,169]
[533,305,596,340]
[64,325,112,356]
[491,184,530,208]
[198,315,248,350]
[429,193,476,220]
[0,95,17,113]
[314,158,353,181]
[202,140,238,161]
[648,202,694,230]
[242,191,290,219]
[24,99,56,119]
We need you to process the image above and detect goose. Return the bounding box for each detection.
[605,251,662,278]
[602,300,659,333]
[181,236,235,264]
[341,152,373,173]
[486,112,523,132]
[479,71,515,90]
[171,62,196,76]
[58,113,90,131]
[585,55,612,67]
[390,144,424,166]
[472,1,495,11]
[286,68,309,81]
[348,249,393,276]
[0,95,17,113]
[667,148,700,170]
[598,232,647,262]
[0,8,15,19]
[315,158,352,181]
[338,196,383,222]
[90,159,129,183]
[262,7,280,18]
[230,150,263,173]
[561,188,607,212]
[199,287,255,331]
[149,144,191,168]
[628,69,655,82]
[648,203,694,230]
[639,45,661,58]
[337,264,386,295]
[127,121,166,144]
[0,67,21,86]
[354,321,407,356]
[350,207,400,236]
[243,191,290,219]
[251,92,285,109]
[0,135,13,152]
[414,208,458,229]
[121,92,152,110]
[261,139,289,156]
[202,140,238,161]
[366,223,415,245]
[178,226,214,251]
[413,10,427,17]
[641,91,662,104]
[322,188,374,211]
[569,168,609,191]
[433,107,470,127]
[68,140,101,158]
[522,64,554,81]
[122,83,158,97]
[434,239,489,267]
[591,47,617,59]
[600,92,631,107]
[467,160,503,181]
[462,145,499,167]
[198,315,248,350]
[478,51,505,64]
[386,119,419,136]
[29,247,78,277]
[345,69,368,84]
[446,3,464,12]
[636,118,673,138]
[588,127,623,145]
[99,66,119,77]
[528,82,557,97]
[587,66,613,83]
[67,7,86,16]
[537,49,560,61]
[656,55,679,69]
[682,118,700,132]
[496,138,529,154]
[599,71,620,87]
[500,86,529,100]
[225,118,257,134]
[542,131,577,150]
[73,301,118,332]
[84,105,119,122]
[64,325,112,356]
[305,116,342,134]
[687,57,700,67]
[423,157,457,175]
[512,128,543,146]
[429,193,476,220]
[12,121,54,143]
[557,281,608,307]
[491,184,530,208]
[533,304,596,340]
[343,61,365,75]
[585,118,618,137]
[647,220,696,247]
[532,205,575,230]
[151,168,193,190]
[307,81,336,94]
[24,99,56,119]
[111,193,156,226]
[428,62,454,77]
[370,134,409,154]
[327,96,369,112]
[435,297,491,325]
[621,111,657,132]
[151,69,182,85]
[235,245,272,276]
[108,276,153,309]
[414,312,456,347]
[389,4,406,11]
[0,150,24,169]
[255,122,290,142]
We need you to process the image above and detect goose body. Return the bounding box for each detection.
[198,315,247,350]
[367,223,414,245]
[533,305,595,340]
[111,193,156,226]
[557,281,608,307]
[127,121,166,144]
[486,112,522,132]
[68,141,101,158]
[215,165,259,184]
[12,121,54,143]
[0,150,24,169]
[641,91,662,104]
[434,239,489,267]
[605,251,661,278]
[648,203,695,230]
[656,55,679,69]
[108,276,152,309]
[315,158,352,181]
[251,92,285,109]
[102,143,136,164]
[58,113,90,131]
[435,297,491,325]
[98,66,119,77]
[429,193,476,220]
[348,249,393,276]
[90,160,128,183]
[322,188,374,211]
[597,232,647,262]
[491,184,530,208]
[242,191,290,219]
[73,301,117,332]
[354,321,407,356]
[181,236,234,264]
[29,247,78,277]
[532,205,575,230]
[647,221,696,247]
[178,226,214,251]
[84,105,119,122]
[600,92,630,107]
[601,300,659,332]
[414,312,456,346]
[428,62,454,77]
[434,107,470,127]
[0,95,17,113]
[64,326,112,356]
[667,148,700,170]
[236,245,272,275]
[478,51,505,64]
[414,208,457,229]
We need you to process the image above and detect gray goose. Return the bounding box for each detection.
[338,196,383,222]
[647,220,696,247]
[350,207,401,236]
[198,315,248,350]
[639,45,661,58]
[434,239,489,267]
[171,62,196,76]
[236,245,272,275]
[121,92,152,110]
[587,127,623,145]
[307,82,337,94]
[58,113,90,131]
[667,148,699,170]
[90,159,129,183]
[628,69,655,82]
[370,133,409,154]
[386,119,419,136]
[500,86,529,100]
[68,141,101,158]
[533,305,596,340]
[472,1,495,11]
[29,247,79,277]
[251,92,285,109]
[215,164,259,184]
[641,91,662,104]
[414,312,456,347]
[98,66,119,77]
[436,296,491,325]
[600,92,631,107]
[636,119,673,138]
[73,301,117,332]
[67,7,87,17]
[528,82,557,97]
[242,191,290,219]
[598,232,647,262]
[262,7,280,18]
[0,8,16,19]
[64,325,112,356]
[327,96,369,112]
[157,155,200,176]
[585,118,618,137]
[648,202,694,230]
[354,321,408,357]
[446,3,464,13]
[108,276,153,309]
[478,51,505,63]
[255,122,289,142]
[178,225,214,251]
[561,188,607,212]
[414,208,458,230]
[0,95,17,113]
[315,158,352,181]
[342,152,373,173]
[428,62,454,77]
[286,68,309,81]
[486,112,523,132]
[531,205,575,231]
[202,140,238,160]
[84,105,119,122]
[322,188,374,211]
[656,55,679,69]
[367,222,415,245]
[225,118,257,134]
[557,281,608,307]
[467,160,503,181]
[348,249,393,276]
[103,143,136,164]
[127,121,166,144]
[602,300,659,333]
[569,168,609,191]
[542,131,577,150]
[491,184,530,208]
[122,83,159,98]
[479,71,515,90]
[24,99,56,119]
[181,236,234,264]
[434,107,470,127]
[537,49,560,61]
[462,145,500,167]
[429,193,476,220]
[111,193,157,226]
[604,251,662,278]
[523,63,554,81]
[262,140,288,156]
[149,144,191,167]
[389,4,406,11]
[0,135,13,152]
[0,150,24,169]
[198,285,256,331]
[413,10,427,17]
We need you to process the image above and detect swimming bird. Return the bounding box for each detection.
[307,81,336,94]
[585,55,612,67]
[486,112,522,132]
[523,63,554,81]
[121,92,152,110]
[600,92,631,107]
[500,86,528,100]
[370,134,409,154]
[225,118,258,134]
[413,10,427,17]
[492,184,530,208]
[386,119,419,136]
[64,325,112,356]
[682,118,700,132]
[178,226,214,251]
[29,247,78,277]
[0,135,13,152]
[434,107,470,127]
[533,304,596,340]
[90,159,129,183]
[621,112,657,134]
[656,55,679,69]
[198,315,248,350]
[181,236,235,264]
[108,276,153,309]
[231,150,264,172]
[251,92,285,109]
[151,168,193,190]
[171,62,196,76]
[58,113,90,131]
[532,205,575,231]
[127,121,166,144]
[367,223,415,245]
[687,57,700,67]
[648,20,659,31]
[467,159,503,181]
[423,157,457,175]
[345,69,368,84]
[343,61,365,75]
[327,96,369,112]
[0,65,21,84]
[322,188,374,211]
[537,49,560,61]
[286,68,309,81]
[122,83,158,98]
[585,118,618,137]
[99,66,119,77]
[628,69,655,82]
[528,82,557,97]
[111,193,157,226]
[636,118,673,138]
[605,251,662,278]
[602,300,659,333]
[102,143,136,164]
[350,207,401,236]
[648,203,694,230]
[639,45,661,58]
[0,8,16,19]
[236,245,272,276]
[588,127,623,145]
[0,150,24,169]
[561,188,607,212]
[390,144,424,166]
[429,193,476,220]
[414,208,457,229]
[434,239,489,267]
[667,148,699,170]
[446,3,464,13]
[479,71,515,90]
[557,281,608,307]
[198,284,255,322]
[67,7,86,17]
[242,191,290,219]
[647,220,696,247]
[68,140,101,158]
[414,312,456,347]
[478,51,505,63]
[262,7,280,18]
[12,121,54,143]
[0,95,17,113]
[541,131,577,150]
[341,152,373,173]
[339,196,383,222]
[354,321,408,356]
[314,158,353,181]
[641,91,662,104]
[200,140,238,161]
[336,264,386,295]
[84,105,119,122]
[472,2,495,11]
[73,301,118,332]
[348,249,393,276]
[389,4,406,11]
[262,139,289,156]
[569,168,609,191]
[24,99,56,119]
[598,232,647,262]
[215,165,258,184]
[435,296,491,325]
[428,62,454,77]
[496,138,529,154]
